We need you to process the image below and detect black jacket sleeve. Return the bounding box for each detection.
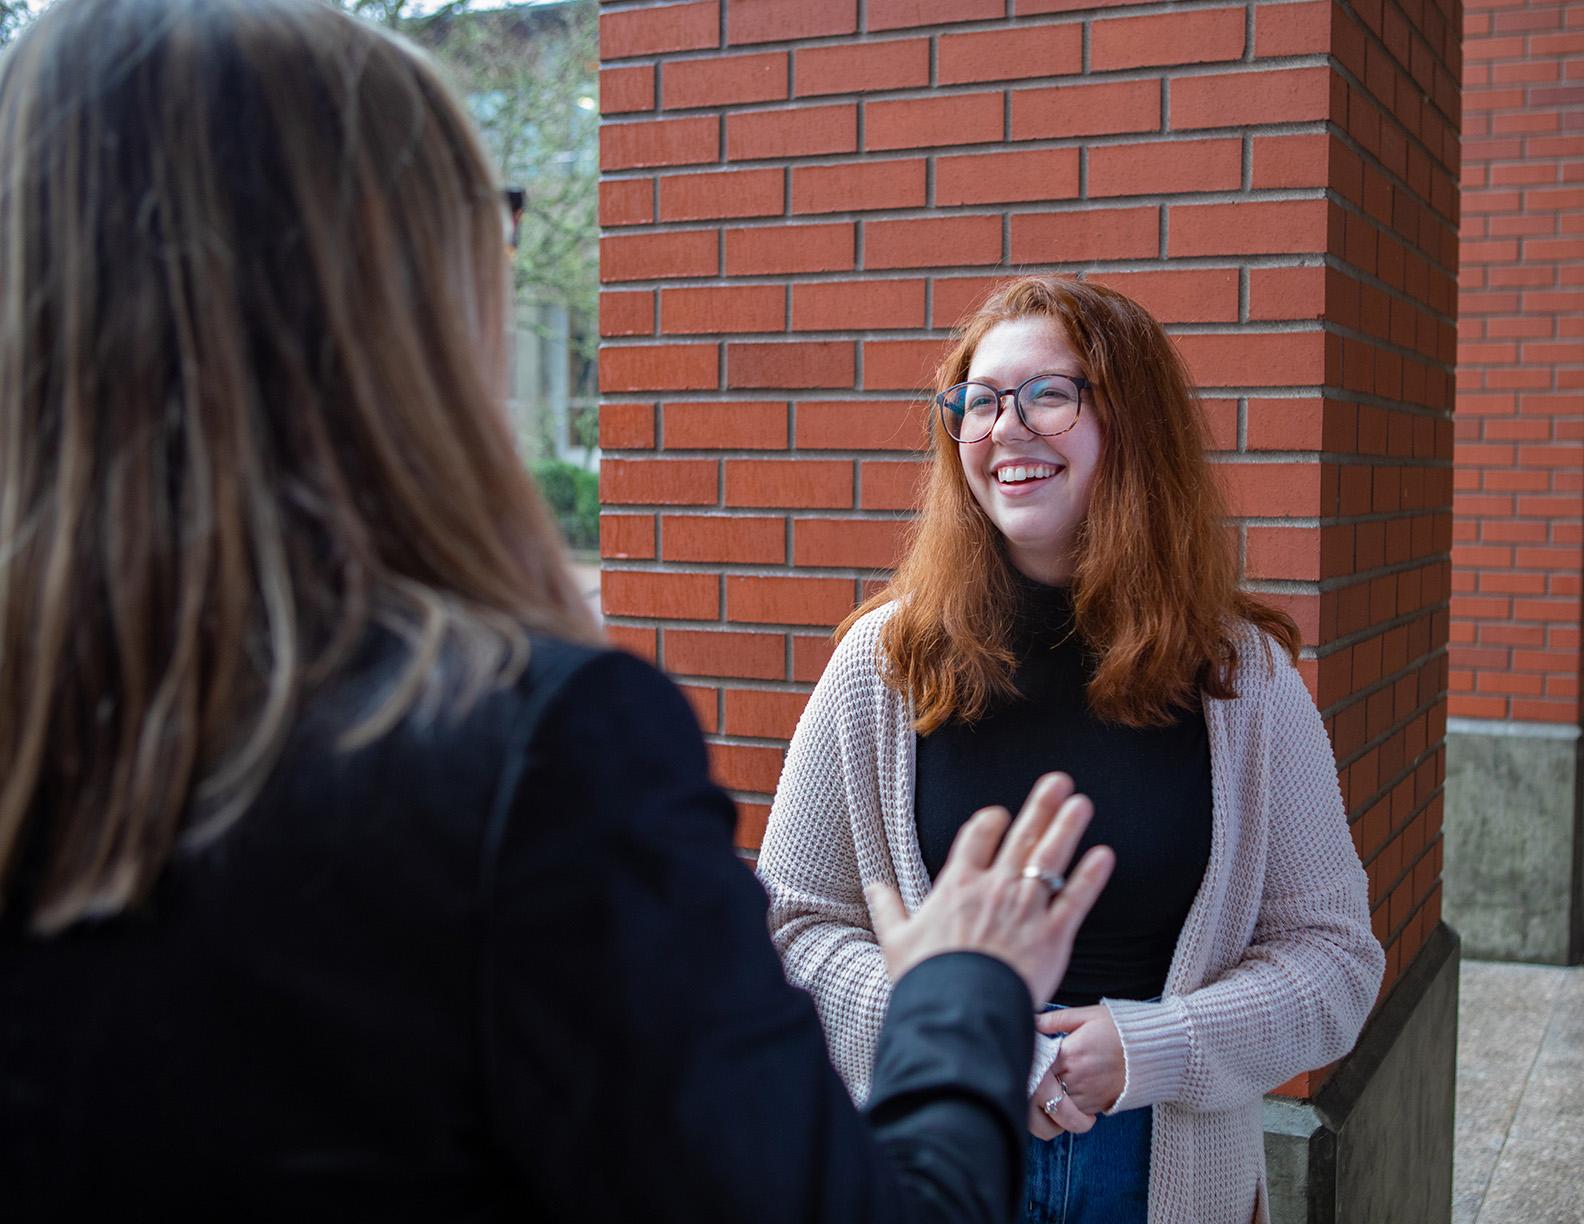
[478,647,1032,1223]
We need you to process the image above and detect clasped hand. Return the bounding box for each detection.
[1027,1006,1127,1139]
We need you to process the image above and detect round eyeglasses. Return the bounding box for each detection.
[936,373,1090,444]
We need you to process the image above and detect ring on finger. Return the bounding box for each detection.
[1040,1077,1073,1122]
[1020,864,1066,896]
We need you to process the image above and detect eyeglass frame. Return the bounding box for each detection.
[936,372,1092,443]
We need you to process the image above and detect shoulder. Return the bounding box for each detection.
[1218,621,1312,715]
[484,636,706,784]
[829,601,899,677]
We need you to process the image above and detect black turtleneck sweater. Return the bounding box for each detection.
[914,578,1213,1006]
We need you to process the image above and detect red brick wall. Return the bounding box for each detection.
[597,0,1461,1093]
[1452,0,1583,726]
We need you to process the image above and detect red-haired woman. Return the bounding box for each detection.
[758,276,1385,1224]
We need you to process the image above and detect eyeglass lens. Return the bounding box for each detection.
[938,375,1082,442]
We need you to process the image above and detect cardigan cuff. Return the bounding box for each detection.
[1101,996,1191,1113]
[1027,1031,1062,1097]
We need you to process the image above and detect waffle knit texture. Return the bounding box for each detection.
[758,603,1385,1224]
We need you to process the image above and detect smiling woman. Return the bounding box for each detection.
[758,275,1386,1224]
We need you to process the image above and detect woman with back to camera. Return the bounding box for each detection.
[758,276,1386,1224]
[0,4,1119,1220]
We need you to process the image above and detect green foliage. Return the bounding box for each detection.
[531,458,599,552]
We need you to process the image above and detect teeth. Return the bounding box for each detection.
[997,464,1059,484]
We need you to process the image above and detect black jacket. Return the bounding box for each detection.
[2,635,1032,1221]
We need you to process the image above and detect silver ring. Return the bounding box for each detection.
[1041,1086,1066,1119]
[1020,865,1066,895]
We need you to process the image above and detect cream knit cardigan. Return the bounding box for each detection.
[757,604,1385,1224]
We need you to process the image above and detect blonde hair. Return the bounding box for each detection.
[845,275,1297,732]
[0,0,595,932]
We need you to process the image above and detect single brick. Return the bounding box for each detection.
[601,1,719,59]
[736,801,771,850]
[1245,525,1324,582]
[678,684,719,734]
[663,51,788,109]
[601,457,718,505]
[727,103,858,160]
[863,339,951,391]
[723,688,811,740]
[599,402,657,450]
[727,0,858,45]
[664,627,787,679]
[794,38,929,97]
[1011,79,1160,139]
[860,459,926,510]
[661,284,786,334]
[1174,331,1328,388]
[664,402,789,450]
[1010,206,1160,263]
[793,517,910,569]
[601,65,655,115]
[708,742,785,794]
[1217,460,1325,518]
[658,167,785,222]
[1171,66,1333,129]
[1016,0,1141,10]
[1251,132,1334,190]
[601,569,719,620]
[1091,6,1247,71]
[795,400,928,451]
[724,458,853,508]
[600,514,657,561]
[865,214,1002,270]
[662,514,786,564]
[726,574,858,626]
[1249,265,1327,322]
[864,92,1003,152]
[932,275,1002,326]
[1087,268,1240,324]
[601,230,718,282]
[600,343,719,392]
[727,340,856,389]
[937,23,1083,85]
[600,290,655,337]
[601,115,720,170]
[1170,199,1331,256]
[1256,0,1333,59]
[868,0,1003,32]
[936,147,1080,207]
[791,159,927,214]
[1088,138,1243,197]
[792,634,838,681]
[605,624,659,663]
[599,179,655,228]
[792,279,926,330]
[725,222,855,274]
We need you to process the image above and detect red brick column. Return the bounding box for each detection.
[1446,0,1583,964]
[597,0,1461,1087]
[1452,3,1581,725]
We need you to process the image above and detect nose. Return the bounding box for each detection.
[988,389,1034,443]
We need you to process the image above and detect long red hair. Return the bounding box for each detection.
[842,275,1298,732]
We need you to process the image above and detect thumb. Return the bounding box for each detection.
[1035,1008,1090,1036]
[865,883,907,945]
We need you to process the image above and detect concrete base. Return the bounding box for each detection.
[1264,923,1460,1224]
[1444,720,1584,964]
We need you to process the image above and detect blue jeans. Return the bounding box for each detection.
[1023,1106,1152,1224]
[1024,1002,1152,1224]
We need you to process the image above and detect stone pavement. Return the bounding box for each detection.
[1455,959,1584,1223]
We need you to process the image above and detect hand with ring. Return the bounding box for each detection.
[1028,1033,1094,1138]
